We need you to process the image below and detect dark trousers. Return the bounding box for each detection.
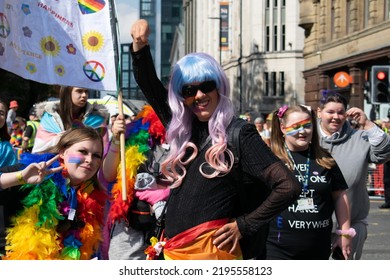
[384,181,390,203]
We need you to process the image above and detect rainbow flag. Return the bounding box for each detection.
[0,0,117,91]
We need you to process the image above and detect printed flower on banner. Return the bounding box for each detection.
[66,44,77,55]
[0,43,4,56]
[21,4,31,15]
[22,26,32,38]
[40,36,60,56]
[82,31,104,52]
[26,63,37,74]
[55,65,65,76]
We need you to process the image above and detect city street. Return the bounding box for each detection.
[361,199,390,260]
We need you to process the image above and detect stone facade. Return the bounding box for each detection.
[182,0,305,116]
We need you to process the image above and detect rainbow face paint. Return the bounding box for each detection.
[67,155,83,164]
[285,119,312,136]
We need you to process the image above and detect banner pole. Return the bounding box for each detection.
[108,0,126,201]
[117,90,127,201]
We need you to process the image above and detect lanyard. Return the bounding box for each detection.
[285,145,310,192]
[67,187,77,220]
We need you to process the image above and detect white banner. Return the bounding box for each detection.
[0,0,117,91]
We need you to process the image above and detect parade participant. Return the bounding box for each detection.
[2,127,107,260]
[6,100,18,135]
[254,116,271,146]
[267,105,352,259]
[101,105,170,260]
[130,19,301,260]
[380,160,390,209]
[317,90,390,259]
[9,119,24,148]
[32,86,108,154]
[0,100,17,168]
[21,106,40,153]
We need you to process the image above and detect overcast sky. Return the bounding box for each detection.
[114,0,139,44]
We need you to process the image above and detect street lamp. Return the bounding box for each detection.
[208,16,222,64]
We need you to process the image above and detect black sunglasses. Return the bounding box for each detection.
[181,80,217,98]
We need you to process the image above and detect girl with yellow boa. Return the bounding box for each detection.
[2,127,107,260]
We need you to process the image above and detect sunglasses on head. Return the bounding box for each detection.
[181,80,217,98]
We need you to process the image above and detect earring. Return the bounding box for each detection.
[60,160,68,178]
[62,166,69,178]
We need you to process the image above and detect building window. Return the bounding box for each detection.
[264,72,269,96]
[271,72,277,96]
[273,25,278,51]
[172,4,181,18]
[265,0,270,52]
[265,0,285,52]
[120,44,133,99]
[346,0,351,34]
[281,0,285,50]
[265,72,285,96]
[364,0,369,28]
[385,0,390,20]
[162,24,172,42]
[279,72,285,96]
[266,26,270,52]
[330,0,335,40]
[141,0,154,17]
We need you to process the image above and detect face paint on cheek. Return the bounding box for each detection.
[67,154,83,164]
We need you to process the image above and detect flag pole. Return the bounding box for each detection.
[108,0,127,200]
[117,90,127,201]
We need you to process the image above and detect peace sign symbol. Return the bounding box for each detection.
[0,13,11,39]
[83,60,105,82]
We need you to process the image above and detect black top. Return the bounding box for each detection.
[131,45,301,241]
[267,149,348,259]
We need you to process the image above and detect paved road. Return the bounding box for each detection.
[361,199,390,260]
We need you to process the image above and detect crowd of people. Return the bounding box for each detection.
[0,18,389,261]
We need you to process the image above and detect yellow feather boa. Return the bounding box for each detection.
[3,176,106,260]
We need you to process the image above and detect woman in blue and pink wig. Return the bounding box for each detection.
[130,19,301,260]
[161,52,235,188]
